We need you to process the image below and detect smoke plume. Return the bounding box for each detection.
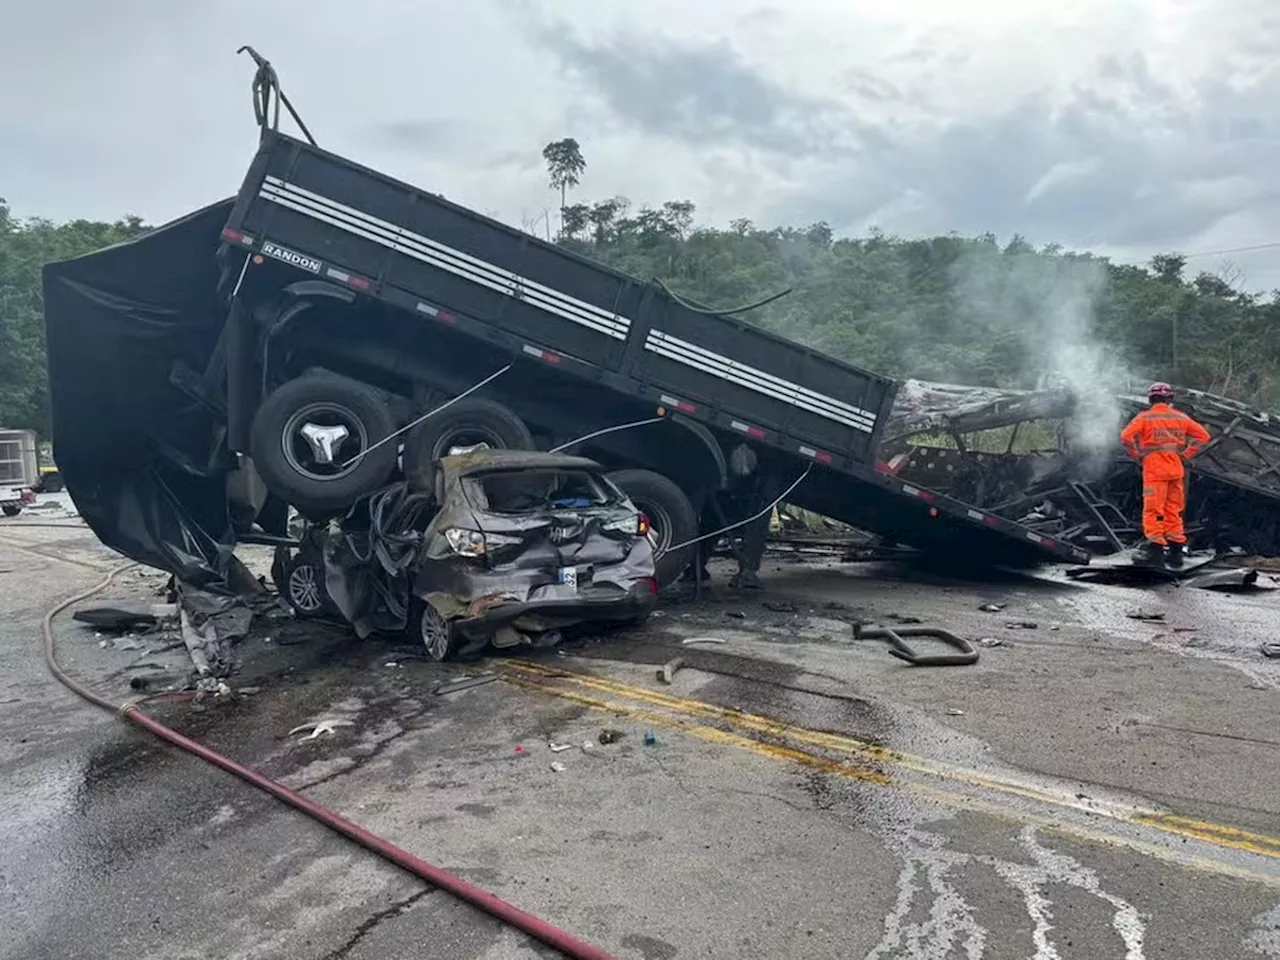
[948,244,1131,459]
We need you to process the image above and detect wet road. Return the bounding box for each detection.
[2,508,1280,959]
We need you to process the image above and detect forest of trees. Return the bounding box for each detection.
[2,142,1278,439]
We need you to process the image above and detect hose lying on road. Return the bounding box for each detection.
[43,564,617,960]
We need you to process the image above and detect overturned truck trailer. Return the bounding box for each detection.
[882,381,1280,558]
[40,72,1092,589]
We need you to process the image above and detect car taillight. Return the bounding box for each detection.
[20,489,35,504]
[637,513,651,537]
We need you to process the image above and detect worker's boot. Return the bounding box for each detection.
[1166,542,1185,569]
[1137,541,1167,566]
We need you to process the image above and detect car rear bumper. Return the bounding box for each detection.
[452,582,657,638]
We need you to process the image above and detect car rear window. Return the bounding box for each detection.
[464,469,619,514]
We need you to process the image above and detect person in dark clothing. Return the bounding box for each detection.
[682,443,783,589]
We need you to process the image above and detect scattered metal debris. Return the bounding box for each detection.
[978,603,1007,613]
[978,637,1005,648]
[433,674,498,695]
[1004,621,1039,630]
[1261,643,1280,659]
[1127,610,1166,622]
[853,623,979,667]
[548,742,573,753]
[1184,569,1274,592]
[681,637,728,646]
[550,761,566,773]
[599,729,625,745]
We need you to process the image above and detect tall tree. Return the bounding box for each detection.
[541,138,586,230]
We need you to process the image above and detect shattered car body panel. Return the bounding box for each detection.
[417,450,657,650]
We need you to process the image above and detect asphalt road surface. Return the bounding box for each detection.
[2,502,1279,959]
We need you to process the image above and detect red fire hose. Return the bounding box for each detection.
[43,565,617,960]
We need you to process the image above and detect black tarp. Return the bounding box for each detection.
[42,200,238,587]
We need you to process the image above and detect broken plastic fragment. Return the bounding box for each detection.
[548,742,572,753]
[288,718,355,740]
[550,761,566,773]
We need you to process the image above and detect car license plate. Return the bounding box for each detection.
[557,567,578,589]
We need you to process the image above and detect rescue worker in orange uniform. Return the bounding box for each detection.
[1119,382,1210,567]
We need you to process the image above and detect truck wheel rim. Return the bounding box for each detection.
[420,605,451,660]
[431,425,506,460]
[632,499,674,557]
[282,402,369,481]
[288,563,323,613]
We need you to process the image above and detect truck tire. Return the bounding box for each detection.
[607,469,698,588]
[2,504,20,518]
[402,397,534,492]
[250,373,398,513]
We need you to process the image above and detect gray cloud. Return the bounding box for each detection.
[529,21,884,159]
[529,21,1280,267]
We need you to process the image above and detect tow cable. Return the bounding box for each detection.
[43,564,617,960]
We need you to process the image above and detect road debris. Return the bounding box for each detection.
[548,742,573,753]
[978,603,1007,613]
[853,623,979,666]
[644,731,658,746]
[681,637,728,645]
[599,729,625,745]
[1004,621,1038,630]
[762,599,798,613]
[1128,610,1166,622]
[73,605,157,632]
[1261,643,1280,659]
[1185,569,1274,592]
[288,719,355,740]
[550,761,566,773]
[946,708,966,716]
[433,674,498,695]
[656,658,685,684]
[978,637,1005,648]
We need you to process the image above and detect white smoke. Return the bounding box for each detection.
[948,244,1131,458]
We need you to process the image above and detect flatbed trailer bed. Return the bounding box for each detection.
[215,131,1090,567]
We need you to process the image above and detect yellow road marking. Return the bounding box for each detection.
[502,659,1280,872]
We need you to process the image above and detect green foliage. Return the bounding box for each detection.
[0,199,148,435]
[541,138,586,213]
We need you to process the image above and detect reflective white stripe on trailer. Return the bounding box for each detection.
[259,178,631,341]
[644,330,877,433]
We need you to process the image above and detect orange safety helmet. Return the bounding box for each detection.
[1148,381,1175,401]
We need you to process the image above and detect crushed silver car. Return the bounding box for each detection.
[315,450,658,659]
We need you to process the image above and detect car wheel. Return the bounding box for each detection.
[250,373,399,513]
[402,397,534,492]
[281,553,331,618]
[606,469,698,588]
[415,600,455,661]
[1,504,20,518]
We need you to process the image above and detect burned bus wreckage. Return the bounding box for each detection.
[881,380,1280,562]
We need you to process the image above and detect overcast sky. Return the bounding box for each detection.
[6,0,1279,289]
